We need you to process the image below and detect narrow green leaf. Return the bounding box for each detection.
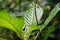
[40,3,60,31]
[43,25,55,40]
[43,21,59,40]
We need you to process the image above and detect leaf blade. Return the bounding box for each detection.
[40,3,60,31]
[0,10,24,39]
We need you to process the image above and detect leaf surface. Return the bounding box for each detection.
[40,3,60,31]
[0,10,24,39]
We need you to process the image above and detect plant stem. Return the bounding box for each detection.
[34,32,40,40]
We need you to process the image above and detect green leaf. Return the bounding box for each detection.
[43,21,59,40]
[0,38,7,40]
[23,2,43,40]
[28,25,40,40]
[43,25,55,40]
[24,2,43,27]
[0,10,24,39]
[24,2,43,32]
[29,25,39,33]
[40,3,60,31]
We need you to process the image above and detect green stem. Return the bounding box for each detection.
[34,32,39,40]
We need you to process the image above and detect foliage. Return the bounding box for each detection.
[0,38,7,40]
[0,10,24,40]
[0,1,60,40]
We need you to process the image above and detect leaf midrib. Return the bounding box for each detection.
[0,18,23,39]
